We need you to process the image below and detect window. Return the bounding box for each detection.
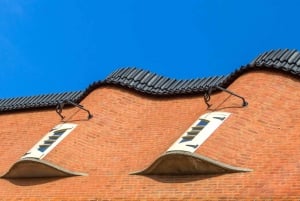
[167,112,230,153]
[21,123,77,159]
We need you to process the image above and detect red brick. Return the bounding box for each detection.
[0,70,299,200]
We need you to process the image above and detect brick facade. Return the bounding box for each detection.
[0,70,300,200]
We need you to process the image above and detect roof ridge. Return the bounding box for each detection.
[1,49,300,112]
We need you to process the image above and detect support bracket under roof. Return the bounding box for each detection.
[204,86,248,108]
[56,100,93,120]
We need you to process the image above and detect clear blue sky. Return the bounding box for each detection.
[1,0,300,98]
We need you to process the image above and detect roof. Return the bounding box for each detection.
[0,49,300,112]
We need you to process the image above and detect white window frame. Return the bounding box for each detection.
[21,123,77,159]
[167,112,230,153]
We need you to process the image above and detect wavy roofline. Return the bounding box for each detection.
[0,49,300,112]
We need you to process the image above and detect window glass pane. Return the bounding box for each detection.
[38,146,49,152]
[197,119,209,126]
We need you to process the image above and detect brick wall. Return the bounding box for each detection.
[0,70,299,200]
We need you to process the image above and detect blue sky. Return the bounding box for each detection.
[1,0,300,98]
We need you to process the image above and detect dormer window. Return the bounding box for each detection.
[22,123,77,159]
[167,112,230,153]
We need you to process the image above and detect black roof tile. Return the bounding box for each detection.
[140,72,154,84]
[133,69,148,81]
[160,78,172,90]
[288,51,300,63]
[0,91,84,112]
[147,75,162,87]
[280,49,293,61]
[1,49,300,112]
[260,50,273,61]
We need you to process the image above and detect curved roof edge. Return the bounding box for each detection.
[0,49,299,112]
[1,158,87,179]
[130,151,252,175]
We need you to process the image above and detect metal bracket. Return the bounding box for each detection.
[56,100,93,120]
[204,87,213,108]
[204,86,248,108]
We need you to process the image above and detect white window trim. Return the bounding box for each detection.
[167,112,230,153]
[21,123,77,159]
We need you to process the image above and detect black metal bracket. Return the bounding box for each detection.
[56,100,93,120]
[204,87,213,108]
[204,86,248,108]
